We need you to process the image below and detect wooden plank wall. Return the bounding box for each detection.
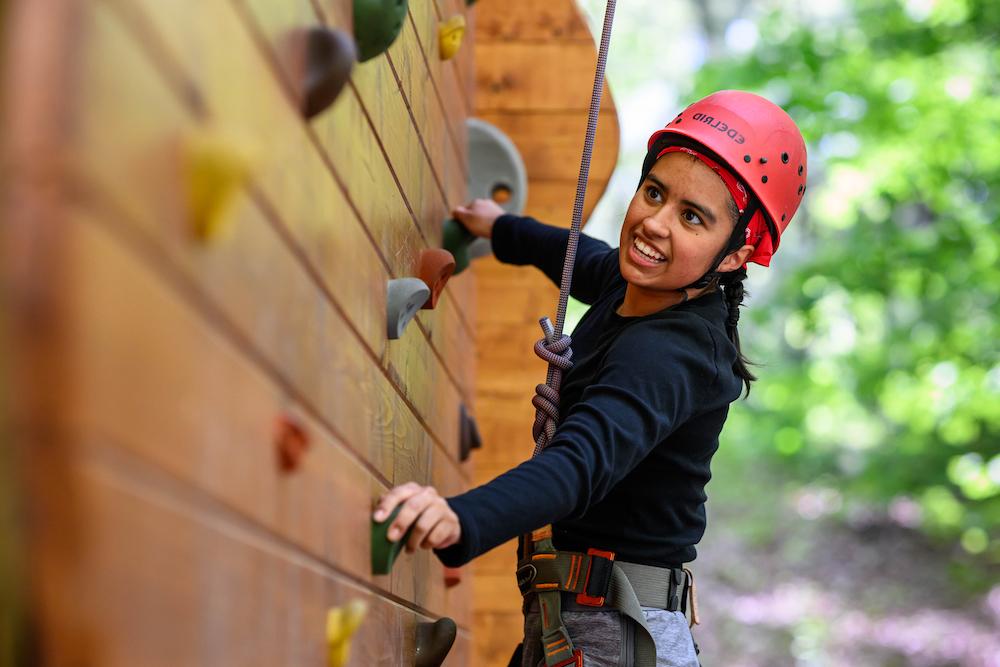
[470,1,621,664]
[2,0,480,664]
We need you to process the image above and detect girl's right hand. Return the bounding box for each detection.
[451,198,506,239]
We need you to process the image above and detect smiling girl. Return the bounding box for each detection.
[372,91,808,667]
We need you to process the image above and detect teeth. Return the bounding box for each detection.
[633,237,665,262]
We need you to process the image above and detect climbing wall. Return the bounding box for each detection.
[2,0,478,664]
[470,1,621,664]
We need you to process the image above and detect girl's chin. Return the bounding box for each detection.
[619,261,695,292]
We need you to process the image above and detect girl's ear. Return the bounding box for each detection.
[716,244,755,273]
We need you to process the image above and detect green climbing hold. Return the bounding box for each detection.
[371,505,414,575]
[353,0,409,62]
[442,218,476,275]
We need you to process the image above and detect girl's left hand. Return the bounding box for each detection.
[372,482,462,553]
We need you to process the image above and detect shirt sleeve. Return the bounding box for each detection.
[434,316,723,567]
[490,213,620,305]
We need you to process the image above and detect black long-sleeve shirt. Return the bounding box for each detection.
[435,214,743,568]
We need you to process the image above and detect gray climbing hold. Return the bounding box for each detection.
[414,617,457,667]
[458,403,482,462]
[467,118,528,216]
[445,118,528,274]
[387,278,430,340]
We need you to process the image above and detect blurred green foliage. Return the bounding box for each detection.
[691,0,1000,567]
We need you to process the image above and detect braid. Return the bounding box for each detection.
[723,269,745,329]
[692,196,761,397]
[719,267,757,396]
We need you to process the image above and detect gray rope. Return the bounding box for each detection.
[532,0,617,458]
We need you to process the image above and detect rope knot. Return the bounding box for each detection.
[531,317,573,453]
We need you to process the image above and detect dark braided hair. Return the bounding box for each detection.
[702,200,758,397]
[719,266,756,396]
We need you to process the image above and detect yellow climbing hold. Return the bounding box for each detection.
[326,599,368,667]
[182,131,255,242]
[438,15,466,61]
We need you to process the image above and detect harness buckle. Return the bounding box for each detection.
[575,548,615,607]
[669,567,684,611]
[516,563,537,596]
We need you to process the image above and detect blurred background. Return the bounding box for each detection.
[570,0,1000,664]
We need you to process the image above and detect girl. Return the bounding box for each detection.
[372,90,808,667]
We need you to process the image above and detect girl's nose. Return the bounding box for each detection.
[642,210,673,239]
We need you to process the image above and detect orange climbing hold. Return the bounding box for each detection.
[419,249,456,310]
[444,566,462,588]
[275,414,310,472]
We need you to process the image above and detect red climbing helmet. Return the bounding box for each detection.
[646,90,808,267]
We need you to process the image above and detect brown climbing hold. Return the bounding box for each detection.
[419,249,456,310]
[295,26,357,119]
[415,617,457,667]
[275,414,310,472]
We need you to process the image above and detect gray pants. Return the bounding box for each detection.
[520,595,701,667]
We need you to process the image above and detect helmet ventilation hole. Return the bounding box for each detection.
[781,152,789,163]
[798,165,804,175]
[781,214,786,222]
[743,155,751,163]
[761,175,768,184]
[759,157,768,164]
[798,185,804,195]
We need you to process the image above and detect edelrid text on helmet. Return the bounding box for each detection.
[689,112,747,144]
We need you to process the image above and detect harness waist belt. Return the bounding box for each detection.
[517,550,690,613]
[616,561,688,612]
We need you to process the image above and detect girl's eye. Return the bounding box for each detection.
[682,210,704,226]
[644,185,661,202]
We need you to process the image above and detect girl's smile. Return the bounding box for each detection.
[628,234,668,266]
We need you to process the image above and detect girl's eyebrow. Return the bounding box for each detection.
[645,174,718,224]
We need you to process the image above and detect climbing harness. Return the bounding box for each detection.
[516,527,700,667]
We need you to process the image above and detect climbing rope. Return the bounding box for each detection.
[531,0,617,458]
